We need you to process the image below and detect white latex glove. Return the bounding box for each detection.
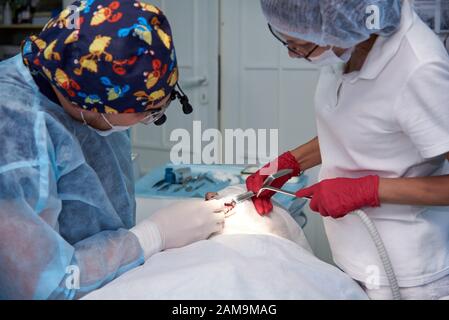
[131,199,226,259]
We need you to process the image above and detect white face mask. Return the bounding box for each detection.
[81,112,131,137]
[309,47,353,67]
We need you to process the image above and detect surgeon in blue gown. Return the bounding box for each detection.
[0,0,225,300]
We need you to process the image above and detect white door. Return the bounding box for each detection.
[220,0,332,263]
[220,0,319,157]
[132,0,219,174]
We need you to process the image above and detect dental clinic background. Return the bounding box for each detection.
[1,0,449,301]
[0,0,449,272]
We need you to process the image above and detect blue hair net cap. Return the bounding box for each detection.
[260,0,403,48]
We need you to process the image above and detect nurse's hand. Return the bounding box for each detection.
[150,199,226,250]
[296,176,381,219]
[246,152,301,215]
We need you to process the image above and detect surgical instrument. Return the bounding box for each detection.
[257,186,312,200]
[232,169,296,205]
[153,179,166,188]
[157,183,171,192]
[193,182,206,191]
[203,175,217,184]
[208,169,303,218]
[173,176,194,192]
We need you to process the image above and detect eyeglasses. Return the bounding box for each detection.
[268,24,319,61]
[140,83,194,126]
[139,93,175,125]
[140,107,168,125]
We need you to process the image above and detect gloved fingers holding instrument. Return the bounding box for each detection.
[296,175,381,219]
[131,199,226,259]
[246,152,301,215]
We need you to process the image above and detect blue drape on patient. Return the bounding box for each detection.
[0,55,144,300]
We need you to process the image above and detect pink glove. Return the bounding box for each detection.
[246,152,300,215]
[296,176,380,219]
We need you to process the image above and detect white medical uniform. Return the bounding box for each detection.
[315,1,449,289]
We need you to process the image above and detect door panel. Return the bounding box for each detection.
[221,0,320,159]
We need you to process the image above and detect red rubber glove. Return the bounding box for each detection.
[246,152,300,216]
[296,176,380,219]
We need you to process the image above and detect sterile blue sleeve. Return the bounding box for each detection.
[0,166,144,300]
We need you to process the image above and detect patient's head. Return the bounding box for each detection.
[206,185,311,251]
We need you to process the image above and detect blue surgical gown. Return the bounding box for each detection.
[0,55,145,300]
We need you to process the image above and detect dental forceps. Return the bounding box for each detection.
[232,169,310,204]
[256,186,312,200]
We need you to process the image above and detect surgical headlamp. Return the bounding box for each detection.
[153,83,193,126]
